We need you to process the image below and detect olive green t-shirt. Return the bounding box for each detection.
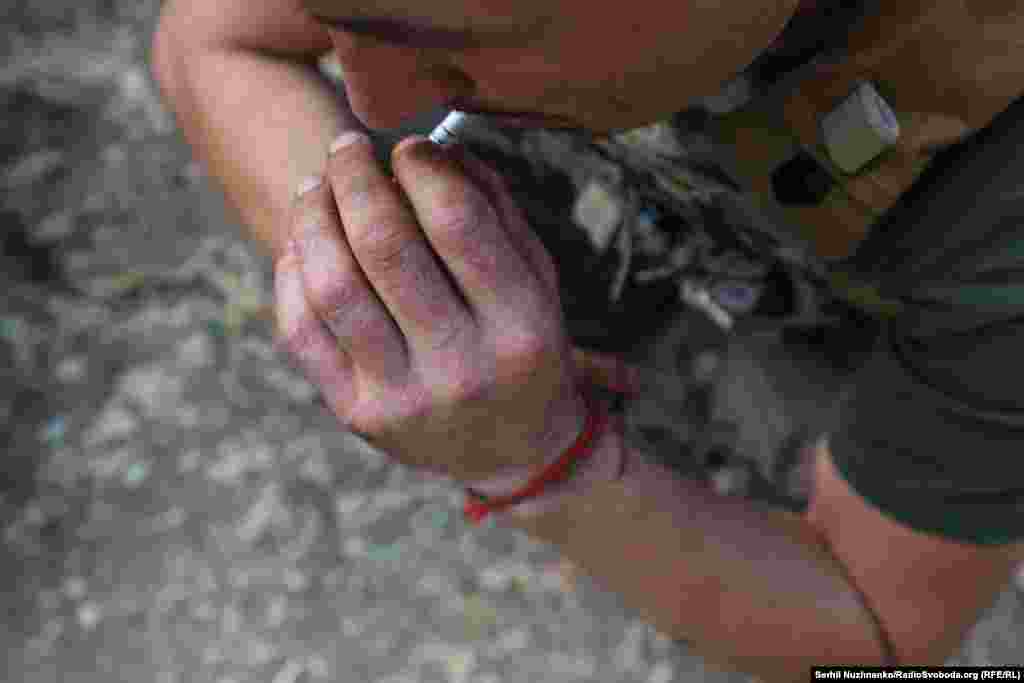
[827,97,1024,546]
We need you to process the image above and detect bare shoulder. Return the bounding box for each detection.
[806,442,1024,664]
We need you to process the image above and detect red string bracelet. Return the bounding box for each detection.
[463,391,607,525]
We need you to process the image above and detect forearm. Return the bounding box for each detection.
[154,38,361,260]
[510,427,888,681]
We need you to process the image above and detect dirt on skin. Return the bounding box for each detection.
[3,2,1024,682]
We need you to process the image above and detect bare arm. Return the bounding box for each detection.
[513,432,887,680]
[150,3,1024,678]
[513,429,1024,681]
[150,0,362,261]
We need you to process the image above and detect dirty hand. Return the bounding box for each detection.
[274,132,638,484]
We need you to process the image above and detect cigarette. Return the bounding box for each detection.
[428,110,469,147]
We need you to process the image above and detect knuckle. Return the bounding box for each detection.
[356,221,417,274]
[438,368,491,405]
[351,387,421,436]
[432,187,486,240]
[335,168,392,210]
[425,319,472,354]
[278,314,322,360]
[431,191,502,273]
[308,276,362,325]
[496,327,559,373]
[307,279,398,349]
[346,304,398,347]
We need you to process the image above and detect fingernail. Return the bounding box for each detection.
[329,130,369,155]
[295,175,323,200]
[392,135,431,158]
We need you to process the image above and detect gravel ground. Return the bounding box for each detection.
[3,2,1024,682]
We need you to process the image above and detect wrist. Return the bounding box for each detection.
[464,390,629,525]
[462,382,589,497]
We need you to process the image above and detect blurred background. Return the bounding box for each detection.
[3,1,1024,682]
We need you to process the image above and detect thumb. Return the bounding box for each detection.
[571,347,644,396]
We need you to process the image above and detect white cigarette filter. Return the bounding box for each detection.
[821,81,901,175]
[428,111,469,147]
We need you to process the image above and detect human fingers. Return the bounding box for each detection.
[452,146,561,299]
[291,174,409,382]
[391,136,551,332]
[325,132,478,358]
[274,238,356,413]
